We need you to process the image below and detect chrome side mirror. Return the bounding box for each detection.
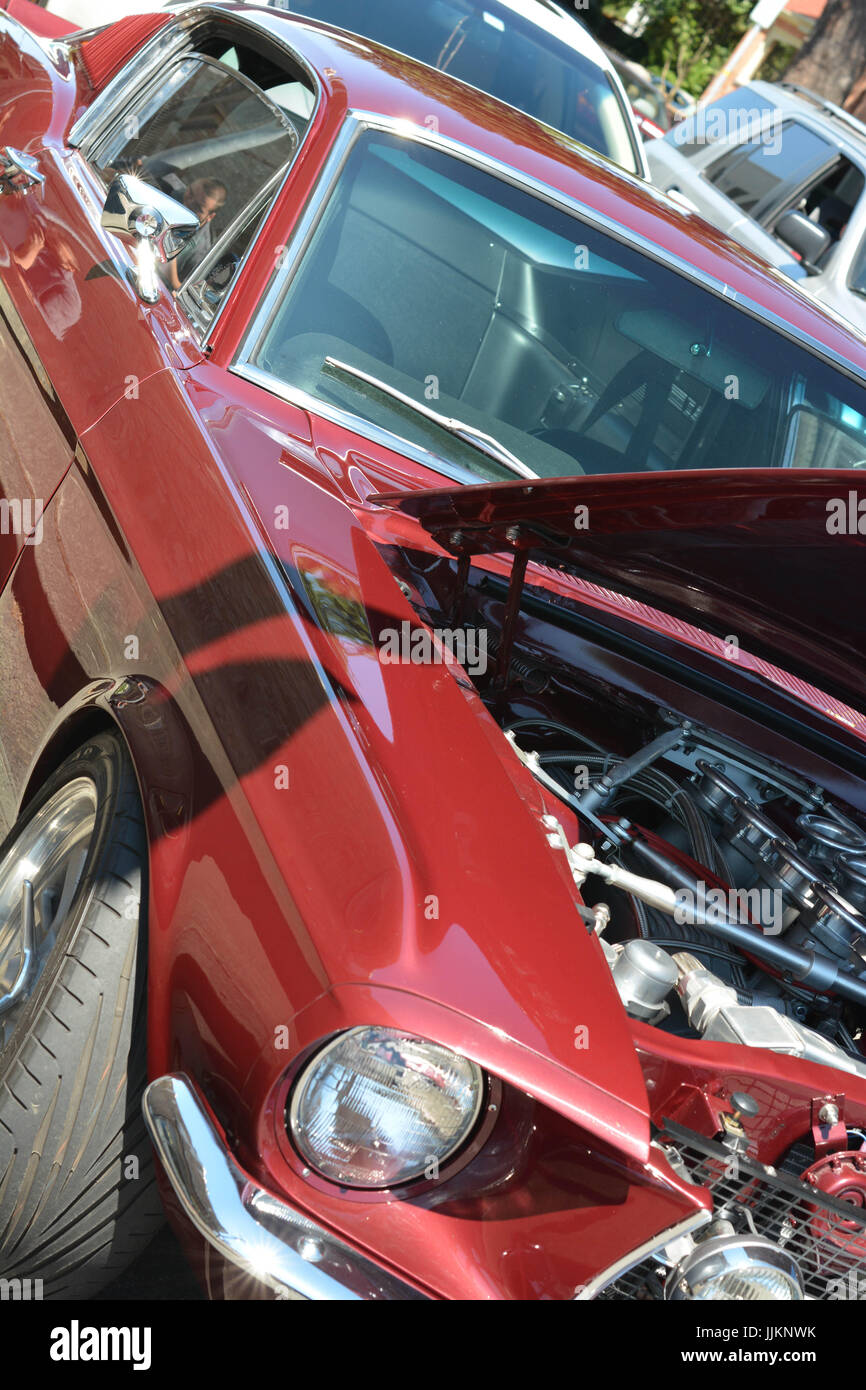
[101,173,200,304]
[0,146,44,195]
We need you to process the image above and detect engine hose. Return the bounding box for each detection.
[503,721,610,756]
[630,891,651,938]
[626,832,866,1009]
[649,938,749,972]
[539,751,727,878]
[525,733,730,879]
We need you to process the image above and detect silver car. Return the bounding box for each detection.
[647,81,866,334]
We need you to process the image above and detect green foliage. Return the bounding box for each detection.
[604,0,754,96]
[756,40,798,84]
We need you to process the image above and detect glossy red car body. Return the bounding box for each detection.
[0,0,75,40]
[2,3,866,1300]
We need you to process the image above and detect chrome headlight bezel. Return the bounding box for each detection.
[665,1232,805,1301]
[286,1026,489,1193]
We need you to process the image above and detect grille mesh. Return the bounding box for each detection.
[598,1123,866,1300]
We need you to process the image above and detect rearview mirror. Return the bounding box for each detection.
[775,209,831,273]
[101,173,200,304]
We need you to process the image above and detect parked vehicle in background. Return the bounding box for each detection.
[607,50,670,140]
[647,81,866,334]
[273,0,652,178]
[652,72,697,121]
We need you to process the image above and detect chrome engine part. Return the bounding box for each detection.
[603,937,679,1023]
[673,952,866,1082]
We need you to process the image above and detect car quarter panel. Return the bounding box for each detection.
[0,7,78,150]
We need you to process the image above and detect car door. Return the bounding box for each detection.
[0,9,316,589]
[0,7,322,823]
[0,14,205,585]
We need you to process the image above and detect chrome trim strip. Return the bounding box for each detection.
[237,107,866,415]
[574,1208,711,1300]
[68,19,188,152]
[237,115,359,353]
[143,1074,428,1301]
[179,157,294,341]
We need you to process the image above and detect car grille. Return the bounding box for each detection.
[597,1121,866,1300]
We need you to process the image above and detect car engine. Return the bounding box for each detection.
[507,717,866,1067]
[504,714,866,1298]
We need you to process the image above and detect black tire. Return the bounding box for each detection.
[0,731,163,1298]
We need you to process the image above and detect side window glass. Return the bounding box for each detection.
[91,48,306,294]
[707,122,833,218]
[786,402,866,468]
[182,198,270,331]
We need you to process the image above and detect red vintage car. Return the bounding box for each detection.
[2,1,866,1304]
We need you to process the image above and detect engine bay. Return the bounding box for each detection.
[373,490,866,1298]
[496,640,866,1298]
[506,713,866,1079]
[386,534,866,1087]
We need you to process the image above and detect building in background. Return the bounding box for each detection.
[701,0,827,103]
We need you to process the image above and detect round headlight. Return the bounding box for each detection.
[666,1233,804,1301]
[288,1026,485,1189]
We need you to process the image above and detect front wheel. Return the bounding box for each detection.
[0,731,163,1298]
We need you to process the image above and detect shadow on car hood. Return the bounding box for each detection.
[372,468,866,712]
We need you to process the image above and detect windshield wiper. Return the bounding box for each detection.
[321,356,538,480]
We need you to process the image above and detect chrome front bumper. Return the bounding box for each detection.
[142,1074,428,1301]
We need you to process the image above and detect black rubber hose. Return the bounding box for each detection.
[628,833,866,1009]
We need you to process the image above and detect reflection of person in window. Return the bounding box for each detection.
[165,177,227,293]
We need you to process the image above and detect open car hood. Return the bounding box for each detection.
[372,469,866,713]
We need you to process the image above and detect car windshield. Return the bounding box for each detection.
[247,129,866,481]
[281,0,640,173]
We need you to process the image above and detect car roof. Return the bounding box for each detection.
[743,79,866,163]
[220,3,866,381]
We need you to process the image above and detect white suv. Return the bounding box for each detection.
[647,81,866,334]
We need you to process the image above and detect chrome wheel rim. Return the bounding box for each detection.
[0,778,98,1053]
